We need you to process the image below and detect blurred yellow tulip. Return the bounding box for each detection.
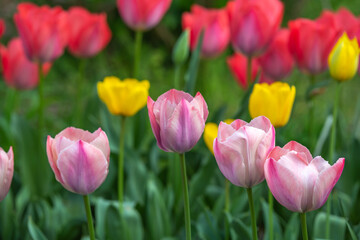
[204,119,234,154]
[97,76,150,116]
[249,82,295,128]
[328,33,359,82]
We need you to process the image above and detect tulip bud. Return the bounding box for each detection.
[172,29,190,65]
[0,147,14,202]
[328,33,359,82]
[249,82,296,128]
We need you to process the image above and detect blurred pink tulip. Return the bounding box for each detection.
[264,141,345,212]
[1,38,51,90]
[67,7,112,58]
[14,2,68,63]
[147,89,208,153]
[0,19,5,39]
[258,29,294,80]
[227,0,283,56]
[0,147,14,202]
[117,0,172,31]
[288,19,337,75]
[214,116,275,188]
[227,53,273,89]
[182,4,230,58]
[47,127,110,195]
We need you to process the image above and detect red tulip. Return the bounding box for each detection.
[227,53,273,89]
[182,5,230,58]
[14,2,68,63]
[258,29,294,80]
[288,19,337,75]
[227,0,283,56]
[0,38,51,90]
[67,7,112,58]
[0,19,5,39]
[117,0,172,31]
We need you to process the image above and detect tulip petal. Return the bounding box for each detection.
[0,147,14,201]
[46,136,64,184]
[284,141,313,163]
[90,128,110,162]
[148,96,166,151]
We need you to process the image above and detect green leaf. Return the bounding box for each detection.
[260,198,283,240]
[28,217,48,240]
[283,213,300,240]
[314,115,333,156]
[313,212,346,239]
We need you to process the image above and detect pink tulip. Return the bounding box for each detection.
[147,89,208,153]
[46,127,110,195]
[0,19,5,39]
[264,141,345,212]
[227,0,283,56]
[67,7,112,58]
[117,0,172,31]
[257,29,294,80]
[214,116,275,188]
[288,19,337,75]
[1,38,51,90]
[0,147,14,202]
[182,4,230,58]
[14,2,68,63]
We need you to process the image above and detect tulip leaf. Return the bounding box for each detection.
[346,222,358,240]
[28,217,48,240]
[313,212,346,239]
[314,115,333,156]
[185,30,204,95]
[305,79,330,100]
[260,198,283,240]
[196,201,222,240]
[0,191,15,240]
[283,213,300,240]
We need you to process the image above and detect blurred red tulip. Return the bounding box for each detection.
[0,19,5,39]
[227,53,272,89]
[258,29,294,80]
[14,2,68,63]
[182,5,230,58]
[67,7,112,58]
[288,19,337,75]
[0,38,51,90]
[117,0,172,31]
[227,0,283,57]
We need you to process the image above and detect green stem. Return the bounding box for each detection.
[268,189,274,240]
[246,56,252,87]
[300,212,308,240]
[308,75,316,151]
[179,153,191,240]
[118,116,126,212]
[38,62,44,137]
[74,59,86,127]
[83,195,96,240]
[5,88,18,123]
[174,64,182,89]
[133,30,143,78]
[225,180,230,240]
[246,188,258,240]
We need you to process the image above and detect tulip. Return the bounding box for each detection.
[116,0,172,31]
[14,3,68,63]
[227,0,283,57]
[288,19,337,75]
[182,5,230,58]
[264,141,344,213]
[249,82,295,128]
[0,147,14,202]
[67,7,112,58]
[148,89,208,153]
[257,29,294,80]
[203,119,234,154]
[0,19,5,39]
[328,33,359,82]
[214,116,275,188]
[0,38,51,90]
[47,127,110,194]
[97,76,150,116]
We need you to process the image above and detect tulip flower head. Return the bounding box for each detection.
[264,141,345,212]
[148,89,208,153]
[249,82,296,128]
[117,0,172,31]
[328,33,359,82]
[214,116,275,188]
[204,119,234,154]
[0,19,5,39]
[1,38,51,90]
[0,147,14,202]
[14,3,68,63]
[182,5,230,58]
[97,76,150,116]
[46,127,110,195]
[67,7,112,58]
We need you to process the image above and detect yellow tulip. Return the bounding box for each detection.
[249,82,296,128]
[97,76,150,116]
[204,119,234,154]
[328,33,359,82]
